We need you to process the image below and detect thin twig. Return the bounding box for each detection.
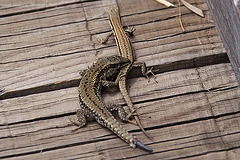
[177,0,185,32]
[181,0,204,17]
[154,0,175,7]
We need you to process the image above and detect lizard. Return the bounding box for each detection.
[102,7,157,139]
[71,55,153,152]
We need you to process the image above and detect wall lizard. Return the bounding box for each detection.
[71,55,152,152]
[104,7,157,139]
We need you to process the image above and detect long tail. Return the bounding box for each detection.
[105,116,152,152]
[119,79,153,140]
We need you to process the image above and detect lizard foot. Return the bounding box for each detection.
[132,62,158,83]
[124,26,135,37]
[107,104,138,125]
[144,67,159,83]
[68,117,84,132]
[68,108,90,132]
[97,32,113,44]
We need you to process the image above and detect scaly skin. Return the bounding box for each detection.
[77,55,152,152]
[108,7,153,140]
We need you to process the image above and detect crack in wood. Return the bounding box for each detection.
[0,53,230,100]
[0,79,80,100]
[0,0,239,159]
[0,136,113,159]
[132,86,238,106]
[133,26,217,44]
[0,0,99,18]
[168,146,240,160]
[131,109,240,132]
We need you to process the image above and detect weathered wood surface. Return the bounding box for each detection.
[0,0,239,159]
[207,0,240,84]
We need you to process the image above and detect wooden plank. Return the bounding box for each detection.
[0,0,228,93]
[1,63,238,125]
[0,63,239,159]
[207,0,240,84]
[0,109,239,159]
[0,0,239,159]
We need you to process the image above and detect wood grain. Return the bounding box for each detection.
[207,0,240,84]
[0,0,239,159]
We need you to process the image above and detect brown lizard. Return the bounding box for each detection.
[71,55,153,152]
[103,7,157,139]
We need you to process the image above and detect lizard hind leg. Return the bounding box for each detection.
[108,104,137,125]
[69,107,95,132]
[118,107,138,123]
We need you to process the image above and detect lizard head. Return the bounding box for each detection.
[107,55,131,69]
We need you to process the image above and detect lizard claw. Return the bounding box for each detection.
[144,67,159,83]
[68,116,84,132]
[124,26,135,37]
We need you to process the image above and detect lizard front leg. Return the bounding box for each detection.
[99,26,135,44]
[133,62,159,83]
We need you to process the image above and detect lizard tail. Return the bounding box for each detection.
[136,141,153,152]
[119,79,153,140]
[105,116,152,152]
